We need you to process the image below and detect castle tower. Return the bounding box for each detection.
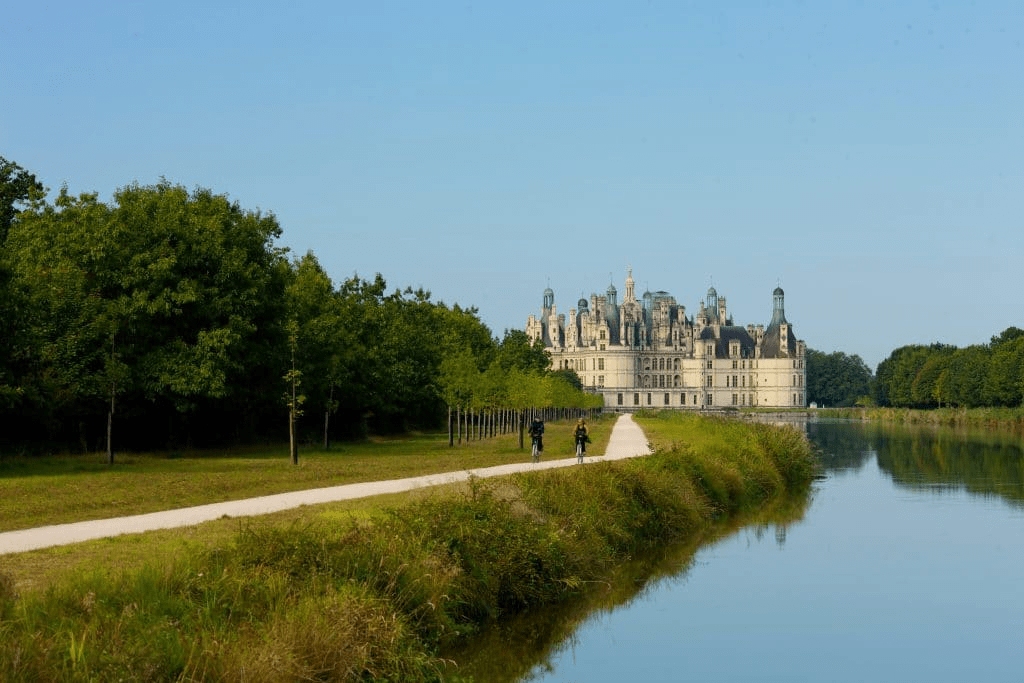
[769,286,788,327]
[624,268,636,302]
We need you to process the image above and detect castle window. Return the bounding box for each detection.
[598,375,604,387]
[707,375,713,387]
[707,360,713,369]
[732,375,738,388]
[647,393,652,405]
[634,393,640,405]
[674,375,680,387]
[600,329,606,339]
[598,358,604,370]
[664,393,670,405]
[732,394,738,405]
[732,360,738,369]
[617,393,623,406]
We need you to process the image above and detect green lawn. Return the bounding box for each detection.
[0,418,613,597]
[0,418,614,533]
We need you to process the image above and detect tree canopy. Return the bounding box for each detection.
[873,332,1024,409]
[0,166,600,453]
[806,349,874,407]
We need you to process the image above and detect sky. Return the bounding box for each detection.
[3,1,1021,371]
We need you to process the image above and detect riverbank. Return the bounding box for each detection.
[817,406,1024,430]
[0,412,815,681]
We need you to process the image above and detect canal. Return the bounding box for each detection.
[449,417,1024,682]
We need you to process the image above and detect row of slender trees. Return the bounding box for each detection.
[0,158,595,456]
[806,326,1024,409]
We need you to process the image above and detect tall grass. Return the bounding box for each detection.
[0,414,815,681]
[818,406,1024,431]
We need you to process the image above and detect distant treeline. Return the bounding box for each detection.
[0,159,595,455]
[807,327,1024,409]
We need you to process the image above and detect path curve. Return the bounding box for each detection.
[0,414,651,555]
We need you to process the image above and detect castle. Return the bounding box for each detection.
[526,269,806,410]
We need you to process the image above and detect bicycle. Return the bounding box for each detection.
[531,436,541,463]
[576,436,585,464]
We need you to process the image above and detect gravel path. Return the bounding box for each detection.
[0,414,651,555]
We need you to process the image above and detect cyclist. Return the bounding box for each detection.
[574,418,589,463]
[528,417,545,462]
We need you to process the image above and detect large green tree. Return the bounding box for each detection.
[806,349,873,407]
[7,182,290,450]
[0,157,45,414]
[0,157,44,243]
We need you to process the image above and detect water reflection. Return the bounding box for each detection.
[443,419,1024,682]
[442,491,812,682]
[808,418,1024,507]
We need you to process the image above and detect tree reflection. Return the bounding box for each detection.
[442,489,812,682]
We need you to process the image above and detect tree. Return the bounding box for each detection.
[0,158,46,415]
[439,349,479,445]
[943,346,990,408]
[911,354,952,407]
[496,329,550,374]
[6,181,290,450]
[0,157,44,244]
[551,368,583,392]
[284,321,305,464]
[986,334,1024,407]
[806,349,873,407]
[875,345,940,407]
[284,253,345,447]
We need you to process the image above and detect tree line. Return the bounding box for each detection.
[806,327,1024,409]
[0,158,597,457]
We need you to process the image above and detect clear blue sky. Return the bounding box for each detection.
[4,1,1021,370]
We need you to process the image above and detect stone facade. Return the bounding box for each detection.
[526,269,806,410]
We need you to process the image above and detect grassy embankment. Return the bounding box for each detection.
[817,406,1024,430]
[0,412,815,681]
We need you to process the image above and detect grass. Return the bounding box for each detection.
[816,405,1024,430]
[0,419,614,595]
[0,419,613,533]
[0,412,815,681]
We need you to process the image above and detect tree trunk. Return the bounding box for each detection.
[106,393,114,466]
[323,384,333,450]
[289,409,298,465]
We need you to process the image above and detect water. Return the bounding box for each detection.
[450,418,1024,683]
